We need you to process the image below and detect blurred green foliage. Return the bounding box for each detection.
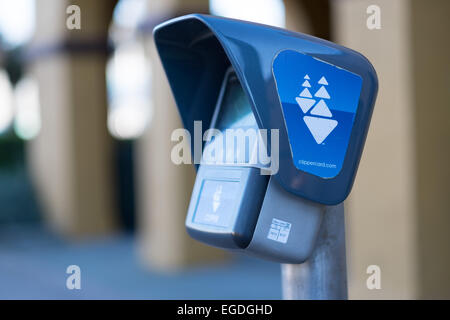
[0,131,24,169]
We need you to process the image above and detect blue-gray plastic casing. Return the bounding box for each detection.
[154,14,378,263]
[184,69,270,250]
[154,14,378,205]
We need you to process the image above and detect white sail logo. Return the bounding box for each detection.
[295,75,338,144]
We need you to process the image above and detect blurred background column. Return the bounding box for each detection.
[284,0,330,39]
[135,0,228,271]
[27,0,118,237]
[332,0,450,299]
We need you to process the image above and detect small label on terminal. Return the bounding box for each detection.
[267,218,291,244]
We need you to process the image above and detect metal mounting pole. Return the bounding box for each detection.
[281,203,347,300]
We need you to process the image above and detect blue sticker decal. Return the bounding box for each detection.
[273,50,363,179]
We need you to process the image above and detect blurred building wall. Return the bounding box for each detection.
[331,0,450,299]
[410,0,450,299]
[136,0,228,271]
[27,0,118,236]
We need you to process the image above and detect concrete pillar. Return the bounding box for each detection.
[27,0,118,237]
[409,0,450,299]
[136,0,227,271]
[284,0,313,33]
[284,0,330,39]
[331,0,450,299]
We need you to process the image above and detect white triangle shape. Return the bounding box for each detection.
[304,74,310,80]
[314,86,330,99]
[295,97,316,113]
[299,88,312,98]
[310,99,332,117]
[302,80,311,87]
[318,76,328,85]
[213,201,220,212]
[303,116,338,144]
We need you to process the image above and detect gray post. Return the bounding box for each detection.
[281,203,347,300]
